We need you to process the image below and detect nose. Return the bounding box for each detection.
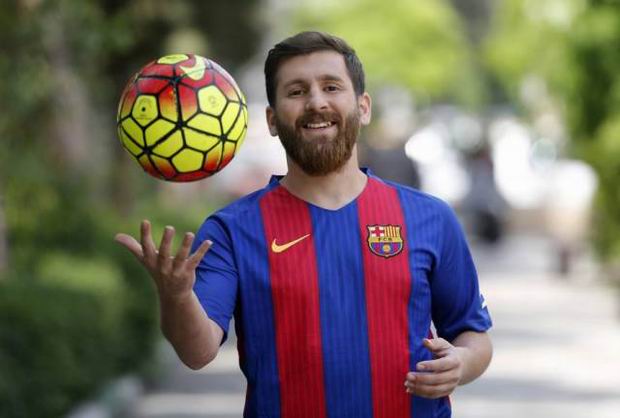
[305,86,328,112]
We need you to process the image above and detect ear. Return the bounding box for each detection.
[358,92,372,126]
[265,106,278,136]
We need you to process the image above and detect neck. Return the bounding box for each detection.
[280,146,368,210]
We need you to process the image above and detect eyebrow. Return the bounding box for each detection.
[281,74,346,89]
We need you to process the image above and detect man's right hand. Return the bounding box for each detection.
[114,220,222,369]
[114,220,212,301]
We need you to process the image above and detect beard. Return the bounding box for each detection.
[275,108,360,176]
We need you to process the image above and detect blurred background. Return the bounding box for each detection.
[1,0,619,417]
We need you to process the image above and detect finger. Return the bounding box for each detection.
[114,233,144,261]
[416,356,459,373]
[140,220,157,261]
[173,232,195,268]
[406,382,455,399]
[187,239,213,269]
[405,374,457,391]
[158,226,175,263]
[406,371,456,387]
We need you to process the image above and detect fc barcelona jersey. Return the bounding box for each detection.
[192,170,492,418]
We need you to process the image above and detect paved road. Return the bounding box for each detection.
[453,234,620,418]
[129,234,620,418]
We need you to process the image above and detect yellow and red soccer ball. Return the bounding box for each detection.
[117,54,248,182]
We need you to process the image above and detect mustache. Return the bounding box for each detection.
[295,111,342,129]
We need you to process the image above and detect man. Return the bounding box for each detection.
[116,31,492,418]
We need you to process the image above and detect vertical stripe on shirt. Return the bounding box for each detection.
[236,202,281,417]
[398,187,451,418]
[357,177,412,418]
[310,203,374,418]
[260,186,327,418]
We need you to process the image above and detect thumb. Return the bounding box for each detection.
[114,233,144,261]
[423,337,451,354]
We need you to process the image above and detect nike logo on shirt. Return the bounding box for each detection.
[271,234,310,253]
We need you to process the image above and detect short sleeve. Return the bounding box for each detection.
[192,216,238,344]
[430,203,492,342]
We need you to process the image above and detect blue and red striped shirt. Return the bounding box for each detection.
[193,170,492,418]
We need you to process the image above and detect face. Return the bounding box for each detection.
[266,50,371,176]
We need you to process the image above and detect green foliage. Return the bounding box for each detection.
[37,253,124,298]
[292,0,482,106]
[483,0,585,104]
[580,114,620,260]
[547,2,620,262]
[565,4,620,141]
[0,281,125,418]
[0,0,259,415]
[0,175,160,416]
[484,0,620,266]
[6,176,100,272]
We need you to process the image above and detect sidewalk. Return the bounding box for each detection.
[132,341,244,418]
[129,233,620,418]
[453,234,620,418]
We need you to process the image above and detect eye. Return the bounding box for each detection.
[325,85,341,92]
[288,89,304,97]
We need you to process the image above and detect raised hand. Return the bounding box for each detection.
[115,220,212,301]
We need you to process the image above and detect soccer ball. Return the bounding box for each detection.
[116,54,248,182]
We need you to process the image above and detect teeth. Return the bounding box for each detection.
[306,122,332,129]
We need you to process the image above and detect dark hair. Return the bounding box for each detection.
[264,31,365,107]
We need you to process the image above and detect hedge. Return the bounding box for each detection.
[0,251,158,418]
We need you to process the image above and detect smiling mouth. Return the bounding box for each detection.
[303,121,335,129]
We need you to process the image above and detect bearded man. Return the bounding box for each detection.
[116,31,493,418]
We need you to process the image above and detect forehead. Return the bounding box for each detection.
[275,50,352,88]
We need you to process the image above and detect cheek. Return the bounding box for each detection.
[275,103,302,121]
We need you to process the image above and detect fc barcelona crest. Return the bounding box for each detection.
[366,224,404,258]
